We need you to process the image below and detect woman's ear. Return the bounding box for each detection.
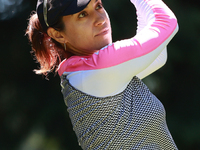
[47,27,66,44]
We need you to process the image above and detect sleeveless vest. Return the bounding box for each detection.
[61,76,178,150]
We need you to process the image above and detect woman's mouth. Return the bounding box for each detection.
[95,28,109,37]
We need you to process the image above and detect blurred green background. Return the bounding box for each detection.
[0,0,200,149]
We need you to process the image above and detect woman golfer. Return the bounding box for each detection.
[26,0,179,149]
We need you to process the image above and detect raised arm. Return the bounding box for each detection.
[59,0,178,97]
[135,0,168,79]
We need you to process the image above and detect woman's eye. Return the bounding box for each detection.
[78,12,87,18]
[96,3,103,10]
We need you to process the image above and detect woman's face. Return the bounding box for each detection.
[62,0,112,54]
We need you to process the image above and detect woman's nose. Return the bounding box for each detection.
[94,12,106,26]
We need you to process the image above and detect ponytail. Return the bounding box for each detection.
[26,12,65,76]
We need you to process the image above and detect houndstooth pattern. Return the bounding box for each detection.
[61,76,178,150]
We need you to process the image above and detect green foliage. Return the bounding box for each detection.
[0,0,200,149]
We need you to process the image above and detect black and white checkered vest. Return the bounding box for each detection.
[61,76,178,150]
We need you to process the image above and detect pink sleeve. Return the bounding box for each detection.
[58,0,178,76]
